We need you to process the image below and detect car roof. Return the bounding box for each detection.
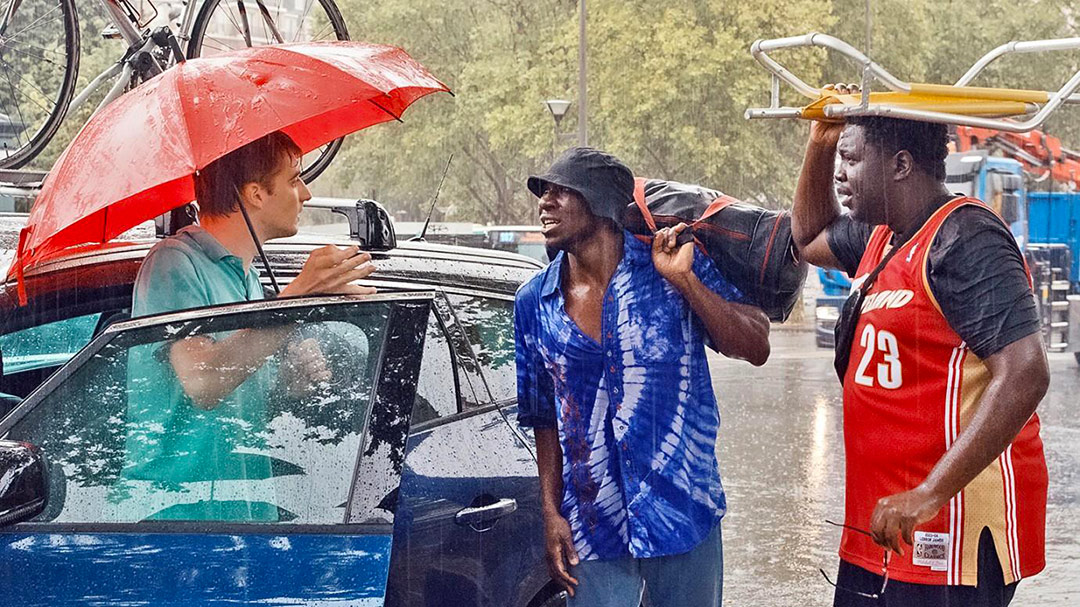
[0,228,542,330]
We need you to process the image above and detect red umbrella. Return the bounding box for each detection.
[10,41,450,298]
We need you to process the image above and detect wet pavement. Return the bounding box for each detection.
[712,331,1079,606]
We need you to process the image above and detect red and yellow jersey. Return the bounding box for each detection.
[840,197,1047,586]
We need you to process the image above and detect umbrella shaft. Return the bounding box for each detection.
[237,200,282,295]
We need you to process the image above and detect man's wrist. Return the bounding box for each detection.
[541,503,563,520]
[667,270,699,297]
[915,478,952,510]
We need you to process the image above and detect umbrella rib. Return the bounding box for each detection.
[368,98,403,123]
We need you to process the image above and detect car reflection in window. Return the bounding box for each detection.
[8,303,388,525]
[0,312,102,374]
[446,294,516,403]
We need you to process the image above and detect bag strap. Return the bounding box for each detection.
[633,177,739,230]
[860,240,903,294]
[632,178,657,233]
[698,195,739,222]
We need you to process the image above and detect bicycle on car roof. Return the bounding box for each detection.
[0,0,348,181]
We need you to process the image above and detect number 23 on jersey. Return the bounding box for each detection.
[853,323,903,389]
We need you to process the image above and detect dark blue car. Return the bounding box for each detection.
[0,221,562,607]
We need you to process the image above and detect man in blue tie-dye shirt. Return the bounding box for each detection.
[515,147,771,607]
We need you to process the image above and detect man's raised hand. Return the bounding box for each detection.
[281,245,378,297]
[808,83,861,147]
[652,223,695,290]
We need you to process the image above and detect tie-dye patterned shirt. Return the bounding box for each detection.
[515,231,744,561]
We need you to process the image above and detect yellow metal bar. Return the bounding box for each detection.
[800,91,1035,122]
[909,83,1050,103]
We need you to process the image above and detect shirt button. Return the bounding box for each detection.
[609,365,616,373]
[606,331,613,339]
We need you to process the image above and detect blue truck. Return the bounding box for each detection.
[815,150,1080,365]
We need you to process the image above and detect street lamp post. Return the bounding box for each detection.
[578,0,587,146]
[545,99,572,152]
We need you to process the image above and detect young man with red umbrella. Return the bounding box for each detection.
[124,132,375,515]
[131,131,374,405]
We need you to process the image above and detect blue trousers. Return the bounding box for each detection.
[567,522,723,607]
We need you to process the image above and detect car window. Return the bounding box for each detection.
[412,314,461,425]
[5,300,397,525]
[0,312,102,375]
[445,294,516,403]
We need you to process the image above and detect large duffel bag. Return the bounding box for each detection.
[624,178,807,322]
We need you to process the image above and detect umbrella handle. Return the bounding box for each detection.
[236,195,282,296]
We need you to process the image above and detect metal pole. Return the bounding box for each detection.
[578,0,588,147]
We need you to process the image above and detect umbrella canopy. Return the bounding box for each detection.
[10,41,450,292]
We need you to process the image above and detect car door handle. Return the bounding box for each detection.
[454,498,518,526]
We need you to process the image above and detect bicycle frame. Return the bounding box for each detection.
[67,0,201,117]
[744,32,1080,133]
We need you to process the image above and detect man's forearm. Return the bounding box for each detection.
[792,140,841,248]
[170,325,293,409]
[534,428,565,518]
[673,273,770,366]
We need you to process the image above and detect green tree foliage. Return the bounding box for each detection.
[315,0,1077,220]
[18,0,1080,219]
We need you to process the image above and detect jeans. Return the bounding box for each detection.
[567,522,723,607]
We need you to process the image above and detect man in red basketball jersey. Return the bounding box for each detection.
[791,101,1050,606]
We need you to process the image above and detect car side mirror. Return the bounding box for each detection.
[0,440,48,527]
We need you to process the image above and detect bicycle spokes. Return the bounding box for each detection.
[1,0,25,38]
[190,0,344,56]
[187,0,349,182]
[0,0,78,169]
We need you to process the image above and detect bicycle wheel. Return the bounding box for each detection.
[187,0,349,184]
[0,0,79,169]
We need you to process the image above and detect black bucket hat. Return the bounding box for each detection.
[527,147,634,227]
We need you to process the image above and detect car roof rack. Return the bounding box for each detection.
[0,170,45,213]
[744,33,1080,133]
[305,198,397,250]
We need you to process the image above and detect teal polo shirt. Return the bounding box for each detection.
[131,225,264,317]
[124,226,278,522]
